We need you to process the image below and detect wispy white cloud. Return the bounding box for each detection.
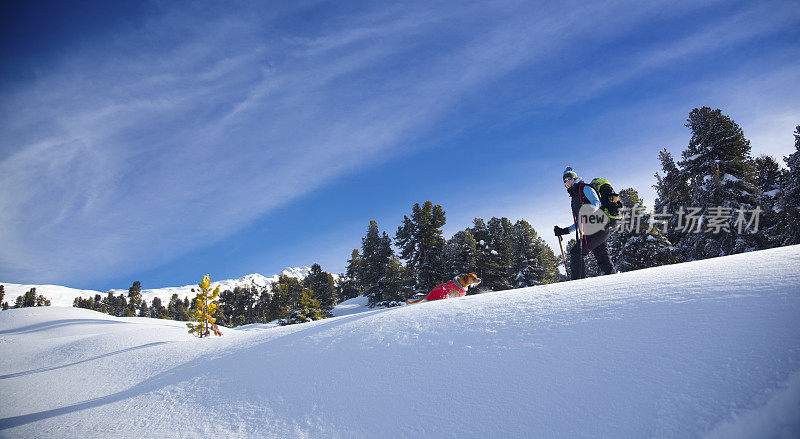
[1,0,796,284]
[534,0,800,106]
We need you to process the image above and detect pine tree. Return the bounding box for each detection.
[775,126,800,245]
[187,275,222,338]
[280,286,326,325]
[675,107,761,259]
[216,285,262,326]
[469,218,492,285]
[101,293,126,317]
[303,264,336,312]
[27,289,38,307]
[217,289,235,327]
[444,230,478,277]
[116,295,128,317]
[266,287,287,323]
[126,281,142,317]
[73,296,89,309]
[268,275,303,321]
[35,294,50,306]
[251,284,272,324]
[100,292,114,314]
[509,220,560,287]
[395,201,448,295]
[361,221,398,306]
[93,294,104,312]
[375,232,398,304]
[19,288,34,307]
[14,288,50,308]
[369,255,412,307]
[753,155,783,247]
[653,148,690,248]
[481,217,514,291]
[149,297,166,319]
[360,221,385,291]
[336,249,363,301]
[138,299,149,318]
[226,285,259,326]
[608,188,678,272]
[0,285,7,310]
[755,155,782,193]
[167,294,188,321]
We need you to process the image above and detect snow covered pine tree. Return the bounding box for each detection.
[674,107,762,259]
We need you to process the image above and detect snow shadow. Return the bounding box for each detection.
[0,307,393,431]
[0,357,206,430]
[0,319,128,335]
[0,341,171,380]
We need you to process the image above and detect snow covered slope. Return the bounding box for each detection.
[1,266,312,307]
[1,246,799,438]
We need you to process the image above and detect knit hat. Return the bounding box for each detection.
[563,166,578,180]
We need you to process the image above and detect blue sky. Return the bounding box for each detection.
[1,0,799,291]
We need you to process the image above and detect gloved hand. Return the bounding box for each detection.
[554,226,569,236]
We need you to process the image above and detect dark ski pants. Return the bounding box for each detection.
[570,228,615,280]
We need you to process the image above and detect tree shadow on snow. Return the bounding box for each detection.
[0,306,394,431]
[0,319,129,335]
[0,342,171,380]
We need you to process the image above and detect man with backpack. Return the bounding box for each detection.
[554,166,618,280]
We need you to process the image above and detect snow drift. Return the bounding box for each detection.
[1,246,799,438]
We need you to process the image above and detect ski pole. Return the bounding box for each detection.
[573,216,586,280]
[578,218,586,279]
[557,235,568,280]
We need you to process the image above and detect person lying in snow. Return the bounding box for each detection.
[406,273,482,304]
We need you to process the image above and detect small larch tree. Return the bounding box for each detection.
[187,275,222,338]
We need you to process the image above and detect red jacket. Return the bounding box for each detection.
[424,279,467,301]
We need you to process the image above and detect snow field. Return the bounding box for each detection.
[1,245,799,438]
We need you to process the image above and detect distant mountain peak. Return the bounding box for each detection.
[280,266,312,279]
[1,266,315,307]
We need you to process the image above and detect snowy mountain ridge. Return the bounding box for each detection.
[1,246,799,437]
[0,266,313,307]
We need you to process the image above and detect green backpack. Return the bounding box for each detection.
[588,178,623,220]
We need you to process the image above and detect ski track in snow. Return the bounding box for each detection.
[0,246,799,438]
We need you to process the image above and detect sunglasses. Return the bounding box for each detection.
[563,176,575,183]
